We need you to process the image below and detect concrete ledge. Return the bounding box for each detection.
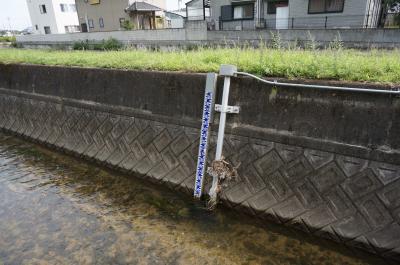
[0,63,400,262]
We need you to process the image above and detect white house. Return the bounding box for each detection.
[165,11,185,28]
[26,0,80,34]
[212,0,382,30]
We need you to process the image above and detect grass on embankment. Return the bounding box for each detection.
[0,48,399,84]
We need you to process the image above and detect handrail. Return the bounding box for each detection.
[235,71,400,95]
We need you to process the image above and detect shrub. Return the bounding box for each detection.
[329,32,344,50]
[395,14,400,27]
[305,31,318,50]
[121,20,134,30]
[270,31,282,49]
[73,38,123,51]
[73,40,89,50]
[10,41,18,48]
[0,36,16,43]
[102,38,123,50]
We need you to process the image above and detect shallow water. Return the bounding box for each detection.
[0,133,388,265]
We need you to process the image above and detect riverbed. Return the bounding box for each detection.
[0,133,388,265]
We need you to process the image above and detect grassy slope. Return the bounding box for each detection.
[0,48,399,84]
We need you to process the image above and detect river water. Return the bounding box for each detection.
[0,132,388,265]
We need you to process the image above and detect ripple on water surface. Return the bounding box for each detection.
[0,133,389,265]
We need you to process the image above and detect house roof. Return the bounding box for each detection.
[165,11,186,18]
[126,2,162,12]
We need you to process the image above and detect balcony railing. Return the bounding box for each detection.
[208,14,394,31]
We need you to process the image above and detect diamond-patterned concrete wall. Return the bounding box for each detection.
[1,91,400,262]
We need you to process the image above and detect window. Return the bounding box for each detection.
[233,4,254,20]
[88,19,94,28]
[44,26,51,34]
[119,18,126,27]
[81,23,88,32]
[64,25,79,33]
[308,0,345,14]
[39,4,47,14]
[99,17,104,28]
[220,5,233,21]
[69,4,77,12]
[60,4,68,12]
[267,1,289,14]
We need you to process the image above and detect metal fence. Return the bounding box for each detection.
[209,14,396,31]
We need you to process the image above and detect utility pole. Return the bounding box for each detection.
[203,0,206,20]
[7,17,12,34]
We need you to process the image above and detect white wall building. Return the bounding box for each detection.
[27,0,80,34]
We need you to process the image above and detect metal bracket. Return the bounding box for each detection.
[219,65,238,77]
[215,104,240,114]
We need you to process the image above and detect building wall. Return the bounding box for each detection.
[210,0,231,21]
[75,0,166,32]
[26,0,79,34]
[287,0,370,28]
[187,0,206,20]
[210,0,258,30]
[165,13,185,29]
[27,0,58,34]
[75,0,130,32]
[52,0,80,33]
[212,0,374,30]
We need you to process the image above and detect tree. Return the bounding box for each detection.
[121,20,134,30]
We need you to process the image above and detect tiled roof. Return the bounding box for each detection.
[126,1,162,12]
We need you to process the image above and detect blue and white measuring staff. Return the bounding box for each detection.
[194,73,218,199]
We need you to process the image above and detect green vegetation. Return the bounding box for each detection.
[0,36,16,43]
[121,20,134,30]
[0,47,399,83]
[73,38,123,51]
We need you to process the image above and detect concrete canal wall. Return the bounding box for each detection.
[0,64,400,261]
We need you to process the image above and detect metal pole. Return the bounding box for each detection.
[7,17,12,33]
[215,76,231,160]
[208,65,237,202]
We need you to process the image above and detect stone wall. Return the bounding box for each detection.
[208,28,400,49]
[16,20,207,50]
[0,64,400,262]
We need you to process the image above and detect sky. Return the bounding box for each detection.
[0,0,190,30]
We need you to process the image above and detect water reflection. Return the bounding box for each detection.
[0,133,388,265]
